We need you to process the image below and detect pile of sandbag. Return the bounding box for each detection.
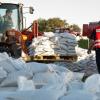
[29,32,78,56]
[0,53,99,100]
[55,47,97,75]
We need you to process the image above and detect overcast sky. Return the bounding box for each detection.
[2,0,100,28]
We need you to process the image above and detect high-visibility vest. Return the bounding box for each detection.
[94,26,100,48]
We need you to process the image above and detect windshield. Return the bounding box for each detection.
[0,4,19,33]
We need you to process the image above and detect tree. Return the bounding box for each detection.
[69,24,81,32]
[38,18,69,32]
[37,18,81,32]
[47,18,68,31]
[38,18,47,32]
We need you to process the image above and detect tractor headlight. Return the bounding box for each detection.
[22,35,27,40]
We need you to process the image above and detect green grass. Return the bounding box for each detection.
[78,39,89,49]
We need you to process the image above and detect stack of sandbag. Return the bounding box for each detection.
[29,32,78,56]
[55,47,97,75]
[0,52,99,100]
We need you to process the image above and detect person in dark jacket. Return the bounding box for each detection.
[3,9,13,32]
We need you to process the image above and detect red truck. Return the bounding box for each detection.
[82,21,100,37]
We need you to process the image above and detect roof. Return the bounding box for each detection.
[0,0,23,5]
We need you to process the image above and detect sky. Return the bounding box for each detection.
[2,0,100,28]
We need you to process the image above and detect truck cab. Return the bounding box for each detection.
[82,21,99,37]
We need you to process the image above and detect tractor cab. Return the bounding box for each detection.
[0,3,23,36]
[0,3,34,58]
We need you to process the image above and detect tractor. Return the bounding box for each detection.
[0,2,77,62]
[0,2,42,58]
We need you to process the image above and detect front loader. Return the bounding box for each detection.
[0,2,41,58]
[0,2,77,62]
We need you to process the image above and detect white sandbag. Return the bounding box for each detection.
[62,71,75,85]
[43,32,55,37]
[0,67,7,83]
[73,72,84,81]
[58,44,68,50]
[59,33,76,40]
[47,64,74,84]
[10,58,26,70]
[0,91,14,100]
[18,76,35,91]
[6,90,61,100]
[0,87,17,92]
[0,52,9,62]
[0,59,16,73]
[68,80,84,91]
[25,62,49,73]
[60,90,96,100]
[30,31,78,56]
[33,71,61,86]
[48,64,68,72]
[95,92,100,100]
[0,70,33,87]
[84,74,100,93]
[41,83,66,100]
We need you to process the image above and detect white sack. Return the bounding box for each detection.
[6,89,64,100]
[33,71,60,86]
[18,76,35,91]
[0,67,7,83]
[60,90,96,100]
[73,72,84,81]
[25,62,49,73]
[84,74,100,93]
[68,80,84,91]
[10,58,26,70]
[0,70,33,87]
[47,64,74,84]
[0,52,9,61]
[0,59,16,73]
[43,32,55,37]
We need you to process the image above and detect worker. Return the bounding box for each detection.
[87,22,100,74]
[5,30,21,58]
[64,28,70,33]
[3,9,13,32]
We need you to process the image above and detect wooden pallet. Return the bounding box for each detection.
[23,55,77,62]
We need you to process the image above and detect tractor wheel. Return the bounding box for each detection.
[0,42,21,58]
[0,43,12,56]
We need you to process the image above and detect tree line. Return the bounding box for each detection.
[36,17,81,32]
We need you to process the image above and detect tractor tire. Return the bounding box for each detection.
[0,42,21,59]
[0,43,12,57]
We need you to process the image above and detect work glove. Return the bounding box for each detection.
[87,49,91,54]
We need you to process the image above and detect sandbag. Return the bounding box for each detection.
[10,58,26,70]
[33,71,60,86]
[0,59,16,73]
[84,74,100,93]
[60,90,96,100]
[0,52,9,62]
[0,67,7,83]
[18,76,35,91]
[25,62,50,73]
[0,70,33,87]
[5,89,63,100]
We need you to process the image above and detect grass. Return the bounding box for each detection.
[78,39,89,49]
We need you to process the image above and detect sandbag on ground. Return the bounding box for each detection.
[60,90,96,100]
[0,70,33,87]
